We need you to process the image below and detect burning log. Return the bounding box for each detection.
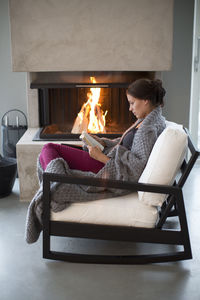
[71,102,106,134]
[71,103,90,134]
[96,104,107,133]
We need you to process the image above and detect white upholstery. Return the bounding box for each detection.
[138,121,188,207]
[51,192,158,228]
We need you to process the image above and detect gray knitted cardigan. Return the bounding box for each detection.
[25,106,166,243]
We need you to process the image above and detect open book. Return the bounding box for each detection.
[80,131,104,151]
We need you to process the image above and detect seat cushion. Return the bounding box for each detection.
[51,192,158,228]
[138,122,188,207]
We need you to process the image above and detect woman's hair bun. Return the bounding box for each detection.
[152,79,166,102]
[127,78,166,107]
[154,79,162,86]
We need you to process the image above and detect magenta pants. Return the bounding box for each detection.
[39,143,104,173]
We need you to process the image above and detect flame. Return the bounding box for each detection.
[71,76,107,134]
[87,77,106,133]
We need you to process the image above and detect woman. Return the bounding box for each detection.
[39,78,166,180]
[26,78,166,243]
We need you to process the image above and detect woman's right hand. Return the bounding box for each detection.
[90,134,106,147]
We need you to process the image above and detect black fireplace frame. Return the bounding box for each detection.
[32,84,130,141]
[32,83,133,141]
[31,71,155,141]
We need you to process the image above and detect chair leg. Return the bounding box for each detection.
[176,189,192,260]
[43,229,51,259]
[43,174,51,259]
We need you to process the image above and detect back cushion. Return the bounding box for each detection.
[138,123,188,207]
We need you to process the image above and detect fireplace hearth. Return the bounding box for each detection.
[31,71,155,141]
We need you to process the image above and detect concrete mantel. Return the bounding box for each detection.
[9,0,173,72]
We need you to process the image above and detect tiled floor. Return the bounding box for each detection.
[0,161,200,300]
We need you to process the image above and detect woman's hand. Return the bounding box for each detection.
[88,146,110,164]
[90,134,106,147]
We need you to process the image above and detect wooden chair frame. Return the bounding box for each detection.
[42,129,199,264]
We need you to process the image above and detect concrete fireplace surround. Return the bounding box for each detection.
[9,0,174,201]
[9,0,173,72]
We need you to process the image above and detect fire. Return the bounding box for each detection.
[71,77,107,134]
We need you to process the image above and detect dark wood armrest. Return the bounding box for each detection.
[43,172,180,196]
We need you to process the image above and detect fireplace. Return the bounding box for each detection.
[31,71,155,141]
[9,0,173,201]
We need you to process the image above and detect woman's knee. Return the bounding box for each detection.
[42,143,56,151]
[41,143,59,155]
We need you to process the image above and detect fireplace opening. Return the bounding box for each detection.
[37,84,134,140]
[31,71,155,141]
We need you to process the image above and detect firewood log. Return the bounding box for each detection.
[71,103,90,133]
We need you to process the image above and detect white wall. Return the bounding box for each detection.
[0,0,27,155]
[189,0,200,147]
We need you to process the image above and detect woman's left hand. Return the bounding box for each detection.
[88,146,110,164]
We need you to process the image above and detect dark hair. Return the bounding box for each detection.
[127,78,166,107]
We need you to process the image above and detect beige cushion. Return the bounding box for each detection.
[51,192,158,228]
[138,122,187,207]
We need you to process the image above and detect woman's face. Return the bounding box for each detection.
[127,94,151,119]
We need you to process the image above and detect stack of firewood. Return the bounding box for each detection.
[71,100,106,134]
